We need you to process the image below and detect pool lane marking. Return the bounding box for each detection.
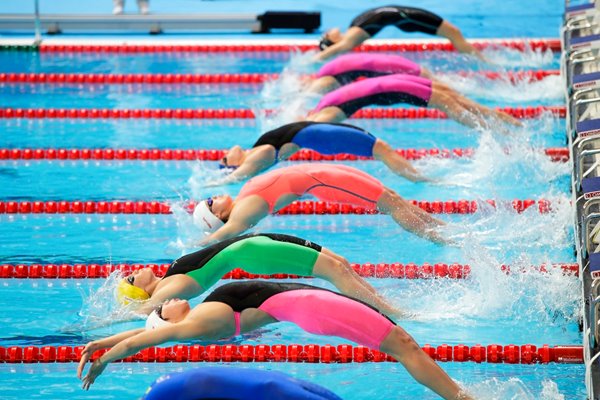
[0,106,567,119]
[0,343,583,364]
[0,147,570,162]
[0,262,578,279]
[0,198,556,215]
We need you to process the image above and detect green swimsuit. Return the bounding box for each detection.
[163,233,322,289]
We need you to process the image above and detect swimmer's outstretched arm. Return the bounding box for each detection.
[78,322,201,390]
[314,29,367,62]
[198,219,252,247]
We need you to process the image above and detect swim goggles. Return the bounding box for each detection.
[318,35,334,51]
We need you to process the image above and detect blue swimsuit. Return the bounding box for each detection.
[252,121,377,157]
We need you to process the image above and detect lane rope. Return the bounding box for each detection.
[26,39,562,53]
[0,106,567,119]
[0,199,555,215]
[0,262,578,279]
[0,70,560,85]
[0,147,570,162]
[0,343,582,364]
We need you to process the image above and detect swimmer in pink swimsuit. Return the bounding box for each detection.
[307,73,521,129]
[78,281,474,400]
[192,163,448,246]
[309,53,433,94]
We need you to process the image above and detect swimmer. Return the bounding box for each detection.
[142,367,343,400]
[116,232,406,319]
[213,121,427,185]
[78,281,473,400]
[306,74,521,129]
[193,163,449,246]
[316,5,483,61]
[308,53,434,94]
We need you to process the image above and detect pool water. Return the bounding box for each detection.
[0,0,581,399]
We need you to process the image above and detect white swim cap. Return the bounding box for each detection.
[192,200,224,233]
[146,309,171,330]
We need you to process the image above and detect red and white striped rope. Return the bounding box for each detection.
[0,70,559,85]
[1,343,582,364]
[0,198,554,215]
[0,147,570,162]
[34,39,561,53]
[0,106,566,120]
[0,262,578,279]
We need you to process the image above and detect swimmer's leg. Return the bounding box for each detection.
[306,106,347,123]
[372,139,428,182]
[432,82,522,127]
[428,90,483,129]
[436,20,484,61]
[419,66,434,80]
[376,188,449,245]
[380,326,471,400]
[321,247,377,295]
[453,95,522,126]
[312,252,406,318]
[306,76,341,94]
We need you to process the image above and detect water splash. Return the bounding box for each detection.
[420,122,569,194]
[390,191,580,326]
[255,51,322,130]
[70,270,144,333]
[466,377,565,400]
[438,73,563,103]
[188,162,231,192]
[483,45,556,68]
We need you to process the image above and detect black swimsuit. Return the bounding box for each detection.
[202,281,326,312]
[350,5,444,36]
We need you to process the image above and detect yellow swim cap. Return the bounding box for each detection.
[116,279,150,305]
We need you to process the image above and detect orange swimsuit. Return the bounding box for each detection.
[237,164,384,213]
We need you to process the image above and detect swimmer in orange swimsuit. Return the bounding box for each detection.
[193,163,448,246]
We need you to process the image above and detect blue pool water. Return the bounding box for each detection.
[0,0,582,399]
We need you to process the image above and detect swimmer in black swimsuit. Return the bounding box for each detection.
[316,6,484,61]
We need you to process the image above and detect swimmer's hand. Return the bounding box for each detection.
[80,359,107,390]
[77,341,106,390]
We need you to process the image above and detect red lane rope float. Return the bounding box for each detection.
[0,199,554,215]
[0,106,566,120]
[0,263,578,279]
[0,70,560,85]
[0,343,582,364]
[36,39,561,53]
[0,147,571,162]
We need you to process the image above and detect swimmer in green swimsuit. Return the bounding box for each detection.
[117,233,406,319]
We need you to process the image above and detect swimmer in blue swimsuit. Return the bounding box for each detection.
[316,6,484,61]
[210,121,428,186]
[142,367,343,400]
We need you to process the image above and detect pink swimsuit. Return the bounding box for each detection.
[314,73,433,116]
[237,164,384,213]
[204,281,396,350]
[259,289,395,350]
[317,54,422,82]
